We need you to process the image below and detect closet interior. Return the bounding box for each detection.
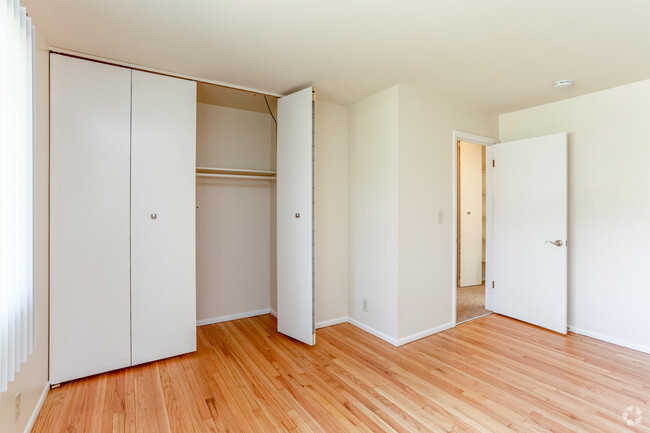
[195,83,279,325]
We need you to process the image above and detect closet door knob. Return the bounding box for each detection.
[295,213,300,218]
[151,213,157,220]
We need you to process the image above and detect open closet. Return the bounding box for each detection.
[50,53,316,384]
[195,83,278,326]
[196,84,316,346]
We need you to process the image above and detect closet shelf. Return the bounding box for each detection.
[196,167,277,181]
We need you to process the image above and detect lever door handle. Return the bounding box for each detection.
[545,240,563,247]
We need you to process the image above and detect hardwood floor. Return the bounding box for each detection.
[32,314,650,432]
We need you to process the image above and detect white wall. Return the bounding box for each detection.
[196,179,272,322]
[0,39,50,433]
[314,101,349,326]
[347,85,497,344]
[499,79,650,353]
[196,103,275,170]
[348,86,399,341]
[396,85,497,341]
[195,103,275,323]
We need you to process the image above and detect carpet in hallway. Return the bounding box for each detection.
[457,284,491,323]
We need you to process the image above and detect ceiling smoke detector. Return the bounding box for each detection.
[554,80,573,89]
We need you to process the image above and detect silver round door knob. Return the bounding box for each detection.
[295,213,300,218]
[151,213,157,220]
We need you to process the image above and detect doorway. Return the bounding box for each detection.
[452,131,497,326]
[457,140,490,323]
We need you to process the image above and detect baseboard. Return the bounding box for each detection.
[568,326,650,355]
[396,322,454,346]
[265,313,452,346]
[196,308,271,326]
[24,382,49,433]
[346,318,398,346]
[269,309,277,318]
[315,316,347,329]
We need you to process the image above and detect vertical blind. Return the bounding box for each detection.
[0,0,35,393]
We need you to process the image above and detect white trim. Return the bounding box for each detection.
[269,309,277,318]
[453,130,497,146]
[451,130,498,327]
[24,382,49,433]
[196,309,271,326]
[396,322,454,346]
[315,316,347,329]
[346,318,398,346]
[48,47,284,98]
[568,326,650,355]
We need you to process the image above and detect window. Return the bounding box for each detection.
[0,0,35,393]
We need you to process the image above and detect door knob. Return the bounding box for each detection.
[151,213,157,220]
[545,240,563,247]
[295,213,300,218]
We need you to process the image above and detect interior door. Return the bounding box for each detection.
[489,133,568,334]
[130,71,197,364]
[50,54,132,383]
[459,141,483,287]
[276,87,315,345]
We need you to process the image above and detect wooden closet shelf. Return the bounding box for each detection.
[196,167,277,180]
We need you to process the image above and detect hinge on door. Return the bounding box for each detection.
[492,160,495,167]
[492,281,494,289]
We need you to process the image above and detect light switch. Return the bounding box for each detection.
[437,209,444,224]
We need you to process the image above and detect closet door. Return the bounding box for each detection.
[50,54,132,383]
[130,71,197,365]
[277,87,315,345]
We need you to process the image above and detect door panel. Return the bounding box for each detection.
[490,133,568,334]
[131,71,197,364]
[50,54,132,383]
[459,141,483,287]
[276,87,315,345]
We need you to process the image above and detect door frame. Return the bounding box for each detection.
[452,130,498,326]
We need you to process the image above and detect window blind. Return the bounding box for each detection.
[0,0,35,393]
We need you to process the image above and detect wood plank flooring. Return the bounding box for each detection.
[32,314,650,432]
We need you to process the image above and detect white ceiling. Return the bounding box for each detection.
[24,0,650,114]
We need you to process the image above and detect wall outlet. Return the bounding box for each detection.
[437,209,444,224]
[362,298,368,312]
[15,392,21,420]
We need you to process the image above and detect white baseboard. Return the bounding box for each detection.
[568,326,650,355]
[346,318,398,346]
[396,322,454,346]
[24,382,49,433]
[269,309,277,318]
[196,308,271,326]
[315,316,347,329]
[237,311,451,347]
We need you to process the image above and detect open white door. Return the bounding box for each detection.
[489,133,567,334]
[276,87,315,345]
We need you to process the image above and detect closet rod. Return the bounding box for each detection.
[196,173,277,181]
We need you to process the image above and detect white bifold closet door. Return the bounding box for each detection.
[277,87,315,345]
[50,55,197,384]
[50,55,132,384]
[130,71,197,365]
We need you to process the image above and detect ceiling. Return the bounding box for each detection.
[24,0,650,114]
